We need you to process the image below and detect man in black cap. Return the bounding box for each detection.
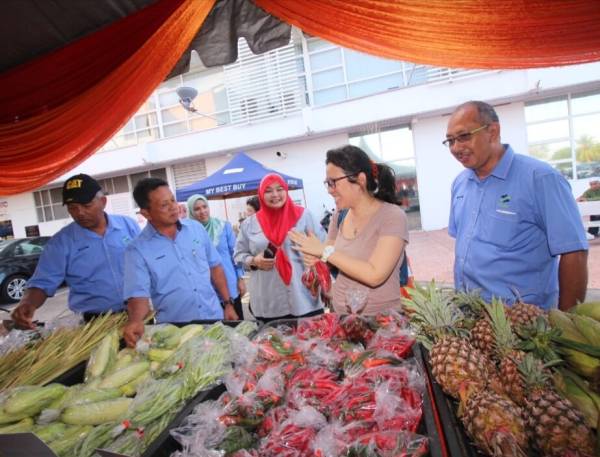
[11,173,141,328]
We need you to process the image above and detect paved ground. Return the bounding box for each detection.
[408,228,600,299]
[1,229,598,323]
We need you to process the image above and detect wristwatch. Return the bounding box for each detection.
[221,298,234,309]
[321,245,335,263]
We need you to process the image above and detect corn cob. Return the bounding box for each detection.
[0,417,34,434]
[85,329,119,382]
[3,384,66,416]
[109,351,135,373]
[562,348,600,380]
[0,408,29,425]
[571,314,600,347]
[98,361,150,389]
[61,397,132,425]
[557,371,600,429]
[120,371,151,397]
[65,387,122,407]
[149,324,181,349]
[147,348,174,362]
[34,422,67,443]
[548,309,588,344]
[571,302,600,322]
[179,324,204,344]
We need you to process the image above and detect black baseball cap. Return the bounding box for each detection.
[62,174,102,205]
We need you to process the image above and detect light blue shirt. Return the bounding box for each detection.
[123,219,223,323]
[449,145,588,309]
[214,222,244,300]
[28,214,140,313]
[234,210,325,318]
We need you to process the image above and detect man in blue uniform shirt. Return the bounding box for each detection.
[11,174,141,328]
[122,178,237,347]
[446,101,588,311]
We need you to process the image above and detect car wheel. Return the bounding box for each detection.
[1,274,29,303]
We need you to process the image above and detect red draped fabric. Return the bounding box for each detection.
[254,0,600,69]
[0,0,215,195]
[1,0,600,195]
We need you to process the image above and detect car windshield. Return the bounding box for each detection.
[0,240,15,254]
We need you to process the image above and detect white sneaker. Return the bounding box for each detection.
[586,232,594,240]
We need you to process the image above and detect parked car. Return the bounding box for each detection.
[0,237,50,303]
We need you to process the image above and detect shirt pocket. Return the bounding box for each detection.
[479,209,521,248]
[66,242,94,279]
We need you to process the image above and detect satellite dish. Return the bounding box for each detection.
[176,86,218,121]
[176,86,199,111]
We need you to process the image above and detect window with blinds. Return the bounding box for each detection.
[173,160,207,189]
[224,37,304,124]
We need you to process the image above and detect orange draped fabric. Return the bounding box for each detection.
[254,0,600,69]
[0,0,215,195]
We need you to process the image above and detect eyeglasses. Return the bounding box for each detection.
[323,173,357,189]
[442,124,489,147]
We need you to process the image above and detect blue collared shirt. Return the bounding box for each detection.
[214,222,244,300]
[28,214,140,313]
[123,219,223,323]
[448,145,588,309]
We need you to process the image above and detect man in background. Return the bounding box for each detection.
[577,179,600,238]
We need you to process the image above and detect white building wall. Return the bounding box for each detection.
[2,62,599,238]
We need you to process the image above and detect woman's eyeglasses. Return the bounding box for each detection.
[442,124,488,147]
[324,173,357,189]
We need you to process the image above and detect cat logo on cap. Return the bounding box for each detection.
[66,179,83,190]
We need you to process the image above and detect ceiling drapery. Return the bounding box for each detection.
[1,0,600,195]
[0,0,215,195]
[254,0,600,69]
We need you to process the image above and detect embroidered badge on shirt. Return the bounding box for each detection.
[497,194,516,215]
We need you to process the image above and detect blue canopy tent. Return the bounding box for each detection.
[176,152,306,219]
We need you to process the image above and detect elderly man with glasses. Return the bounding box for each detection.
[445,101,588,311]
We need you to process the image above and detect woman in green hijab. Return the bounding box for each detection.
[187,194,246,318]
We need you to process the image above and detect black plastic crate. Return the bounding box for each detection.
[414,344,482,457]
[176,316,446,457]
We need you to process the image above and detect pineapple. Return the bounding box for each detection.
[451,289,486,328]
[484,298,528,405]
[404,283,498,398]
[507,300,544,330]
[404,283,529,456]
[470,318,496,356]
[461,388,529,457]
[428,335,491,397]
[451,290,496,355]
[519,354,596,457]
